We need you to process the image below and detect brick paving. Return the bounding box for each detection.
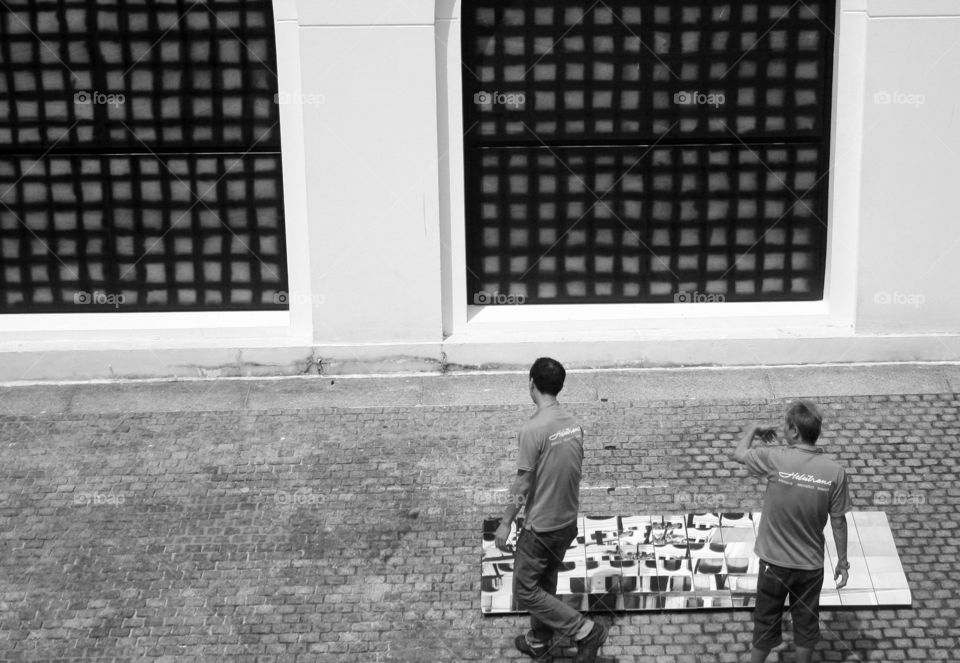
[1,373,959,662]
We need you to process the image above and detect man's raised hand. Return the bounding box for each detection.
[755,427,779,444]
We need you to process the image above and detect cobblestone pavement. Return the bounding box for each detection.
[1,367,958,662]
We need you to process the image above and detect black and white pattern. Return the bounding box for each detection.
[463,1,836,304]
[481,511,910,614]
[0,0,286,312]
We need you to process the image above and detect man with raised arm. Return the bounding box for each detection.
[495,357,607,663]
[731,399,852,663]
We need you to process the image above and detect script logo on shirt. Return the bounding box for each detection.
[548,426,580,446]
[778,471,832,489]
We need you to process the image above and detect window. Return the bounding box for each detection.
[462,1,836,304]
[0,0,287,312]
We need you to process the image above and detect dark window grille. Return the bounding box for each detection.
[0,0,287,312]
[462,1,836,304]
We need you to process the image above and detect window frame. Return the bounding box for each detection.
[438,0,863,339]
[0,0,314,344]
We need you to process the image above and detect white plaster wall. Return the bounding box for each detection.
[297,0,444,344]
[7,0,960,380]
[855,2,960,333]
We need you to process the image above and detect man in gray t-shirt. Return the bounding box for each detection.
[731,400,851,663]
[516,399,582,534]
[494,358,607,663]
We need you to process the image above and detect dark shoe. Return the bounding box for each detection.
[574,622,608,663]
[514,634,554,662]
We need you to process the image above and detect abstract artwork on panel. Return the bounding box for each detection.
[481,511,910,614]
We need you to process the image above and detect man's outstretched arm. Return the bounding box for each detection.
[494,470,533,550]
[831,513,850,589]
[731,423,761,464]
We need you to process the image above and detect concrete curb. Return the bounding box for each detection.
[0,363,957,416]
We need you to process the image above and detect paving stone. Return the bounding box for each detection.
[0,373,956,661]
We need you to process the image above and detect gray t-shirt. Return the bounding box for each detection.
[743,445,852,570]
[517,402,583,533]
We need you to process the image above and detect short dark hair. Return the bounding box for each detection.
[529,357,565,396]
[786,399,822,443]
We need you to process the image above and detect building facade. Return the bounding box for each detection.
[0,0,959,380]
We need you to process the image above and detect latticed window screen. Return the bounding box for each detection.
[462,1,836,304]
[0,0,286,312]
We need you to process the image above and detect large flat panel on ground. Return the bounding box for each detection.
[481,511,910,614]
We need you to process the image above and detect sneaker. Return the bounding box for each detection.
[514,635,554,662]
[574,622,608,663]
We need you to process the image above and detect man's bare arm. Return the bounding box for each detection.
[731,423,760,464]
[494,471,533,549]
[831,513,849,589]
[501,470,533,524]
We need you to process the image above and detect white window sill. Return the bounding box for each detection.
[0,310,290,332]
[468,300,831,323]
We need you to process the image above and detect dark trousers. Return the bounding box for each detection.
[512,522,586,645]
[753,559,825,651]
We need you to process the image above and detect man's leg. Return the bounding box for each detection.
[527,554,560,647]
[527,528,573,652]
[513,528,562,662]
[751,561,789,661]
[788,567,824,663]
[513,525,588,642]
